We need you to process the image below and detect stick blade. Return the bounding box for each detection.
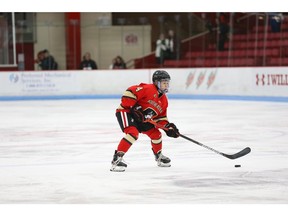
[223,147,251,160]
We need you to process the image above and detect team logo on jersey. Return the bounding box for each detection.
[148,100,163,113]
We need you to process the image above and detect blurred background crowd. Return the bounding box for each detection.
[0,12,287,71]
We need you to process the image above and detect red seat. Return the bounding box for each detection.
[267,57,288,66]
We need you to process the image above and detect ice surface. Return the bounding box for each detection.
[0,99,288,214]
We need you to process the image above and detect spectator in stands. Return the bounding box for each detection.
[155,33,167,65]
[35,50,45,70]
[112,56,127,69]
[268,13,284,33]
[203,13,213,33]
[80,52,98,70]
[39,49,58,70]
[165,29,177,60]
[109,58,116,69]
[217,13,230,51]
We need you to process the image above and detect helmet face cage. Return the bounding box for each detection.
[152,70,170,93]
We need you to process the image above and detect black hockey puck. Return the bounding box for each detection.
[234,165,241,168]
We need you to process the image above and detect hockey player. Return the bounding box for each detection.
[110,70,179,172]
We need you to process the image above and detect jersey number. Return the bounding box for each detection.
[136,87,143,92]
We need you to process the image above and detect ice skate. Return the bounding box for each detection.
[110,150,127,172]
[153,150,171,167]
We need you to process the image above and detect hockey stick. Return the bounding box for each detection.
[145,119,251,160]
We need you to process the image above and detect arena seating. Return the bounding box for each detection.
[163,14,288,68]
[134,13,288,69]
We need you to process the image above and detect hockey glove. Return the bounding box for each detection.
[131,105,145,122]
[164,123,180,138]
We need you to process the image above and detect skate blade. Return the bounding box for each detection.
[157,162,171,167]
[110,166,126,172]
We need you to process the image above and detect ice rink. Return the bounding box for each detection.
[0,98,288,214]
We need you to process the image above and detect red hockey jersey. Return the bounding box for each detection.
[117,83,169,124]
